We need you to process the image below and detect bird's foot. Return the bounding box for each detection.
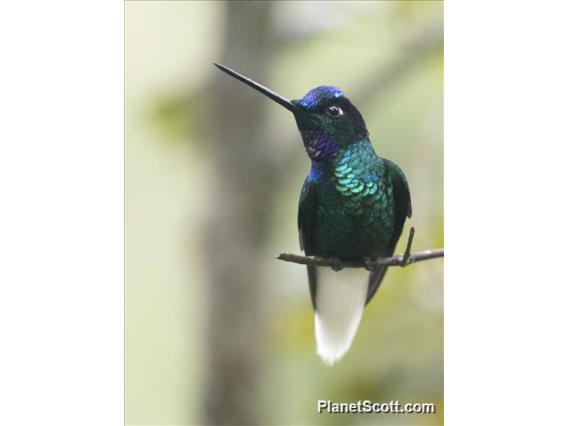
[363,257,377,271]
[329,258,344,272]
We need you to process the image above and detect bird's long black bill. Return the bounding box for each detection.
[214,63,299,113]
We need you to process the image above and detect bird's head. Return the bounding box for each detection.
[214,64,368,162]
[291,86,369,161]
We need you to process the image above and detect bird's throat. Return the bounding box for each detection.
[304,134,340,162]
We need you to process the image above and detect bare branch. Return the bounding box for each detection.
[277,226,443,270]
[401,226,415,265]
[277,248,443,271]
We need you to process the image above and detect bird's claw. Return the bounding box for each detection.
[363,258,376,271]
[329,258,344,271]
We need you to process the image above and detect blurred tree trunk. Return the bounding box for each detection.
[201,2,279,425]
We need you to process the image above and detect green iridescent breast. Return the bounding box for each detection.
[309,140,397,258]
[334,141,394,212]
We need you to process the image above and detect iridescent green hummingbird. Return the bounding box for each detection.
[215,63,411,365]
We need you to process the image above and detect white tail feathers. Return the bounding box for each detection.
[314,271,367,365]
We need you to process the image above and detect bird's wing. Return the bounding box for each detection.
[385,158,412,242]
[298,178,319,309]
[366,159,412,304]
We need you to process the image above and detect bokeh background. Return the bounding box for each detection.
[126,1,443,425]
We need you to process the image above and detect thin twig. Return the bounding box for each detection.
[276,247,443,271]
[401,226,415,266]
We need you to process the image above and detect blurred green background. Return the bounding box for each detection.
[125,1,443,425]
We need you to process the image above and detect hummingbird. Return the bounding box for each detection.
[214,63,412,365]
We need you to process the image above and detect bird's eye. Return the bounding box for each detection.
[326,105,343,117]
